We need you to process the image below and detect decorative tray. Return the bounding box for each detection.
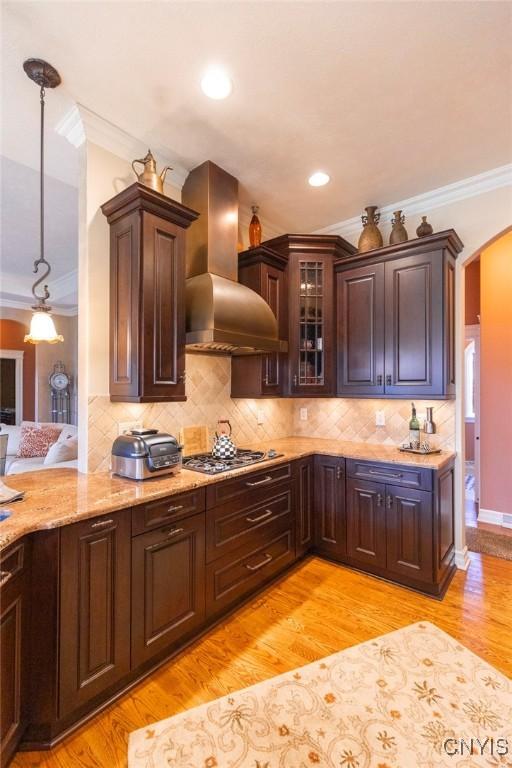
[399,446,441,455]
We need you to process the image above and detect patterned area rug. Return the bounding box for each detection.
[129,622,511,768]
[466,526,512,561]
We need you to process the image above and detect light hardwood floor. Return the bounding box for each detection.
[13,553,512,768]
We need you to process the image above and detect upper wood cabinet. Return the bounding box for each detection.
[101,183,199,403]
[231,246,288,398]
[336,231,462,398]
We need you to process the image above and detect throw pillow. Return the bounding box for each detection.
[16,425,62,459]
[44,436,78,465]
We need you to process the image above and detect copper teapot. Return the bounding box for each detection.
[132,149,172,194]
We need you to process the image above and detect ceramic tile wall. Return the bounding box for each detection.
[88,355,455,472]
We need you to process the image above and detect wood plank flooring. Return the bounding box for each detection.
[13,553,512,768]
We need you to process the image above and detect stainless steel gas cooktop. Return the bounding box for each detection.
[182,449,269,475]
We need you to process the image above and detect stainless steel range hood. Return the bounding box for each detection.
[182,161,287,355]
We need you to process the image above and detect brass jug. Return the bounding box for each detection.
[131,149,172,194]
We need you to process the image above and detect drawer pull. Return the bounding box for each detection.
[246,475,273,487]
[166,504,184,514]
[246,509,273,524]
[90,518,114,529]
[166,527,185,538]
[0,569,12,585]
[245,553,273,571]
[368,469,403,479]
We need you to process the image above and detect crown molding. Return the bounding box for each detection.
[0,296,78,316]
[56,104,190,189]
[315,164,512,239]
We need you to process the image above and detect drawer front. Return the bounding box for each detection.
[206,525,295,617]
[132,487,206,535]
[346,459,432,491]
[206,488,292,563]
[206,462,293,509]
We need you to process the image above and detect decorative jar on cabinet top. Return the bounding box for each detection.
[358,206,383,253]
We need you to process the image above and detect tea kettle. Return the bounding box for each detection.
[132,149,172,194]
[212,420,237,460]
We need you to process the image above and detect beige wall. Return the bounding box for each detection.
[0,306,78,423]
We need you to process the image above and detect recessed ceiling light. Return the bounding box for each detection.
[308,171,330,187]
[201,67,232,100]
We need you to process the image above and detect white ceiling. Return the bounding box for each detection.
[2,1,512,232]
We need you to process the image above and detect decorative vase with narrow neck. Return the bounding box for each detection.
[249,205,262,248]
[416,216,434,238]
[358,206,383,253]
[389,210,408,245]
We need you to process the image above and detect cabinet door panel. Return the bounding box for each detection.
[142,212,186,399]
[59,511,131,717]
[296,458,313,557]
[384,253,443,395]
[346,478,386,567]
[386,487,433,582]
[314,456,346,557]
[131,513,205,668]
[337,264,385,395]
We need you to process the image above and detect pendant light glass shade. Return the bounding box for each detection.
[24,309,64,344]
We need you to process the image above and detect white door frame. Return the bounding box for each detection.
[0,349,24,425]
[464,325,480,502]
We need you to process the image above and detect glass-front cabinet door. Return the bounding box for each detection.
[289,254,334,395]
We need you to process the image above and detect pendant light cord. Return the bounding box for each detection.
[31,84,51,305]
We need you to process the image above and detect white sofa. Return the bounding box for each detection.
[1,422,78,475]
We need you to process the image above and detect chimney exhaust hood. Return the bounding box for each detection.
[182,161,287,355]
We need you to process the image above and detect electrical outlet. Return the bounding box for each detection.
[375,410,386,427]
[300,408,308,421]
[257,410,265,425]
[118,421,143,436]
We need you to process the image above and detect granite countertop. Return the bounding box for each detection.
[0,437,455,552]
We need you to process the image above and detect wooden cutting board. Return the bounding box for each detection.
[179,425,209,457]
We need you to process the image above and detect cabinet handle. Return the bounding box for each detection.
[246,509,273,523]
[166,527,184,538]
[386,495,393,508]
[377,374,383,386]
[166,504,184,514]
[264,375,269,385]
[246,475,273,487]
[368,469,403,479]
[293,374,298,386]
[336,465,343,480]
[0,569,12,586]
[377,493,383,507]
[386,375,392,386]
[245,553,273,571]
[179,372,186,383]
[90,518,114,529]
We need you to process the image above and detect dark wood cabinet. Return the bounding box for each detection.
[59,510,131,717]
[295,457,313,557]
[346,478,387,568]
[101,183,198,403]
[314,455,346,557]
[231,246,288,398]
[0,541,29,767]
[131,513,206,668]
[336,231,462,398]
[386,486,433,583]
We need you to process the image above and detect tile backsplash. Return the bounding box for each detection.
[87,355,455,472]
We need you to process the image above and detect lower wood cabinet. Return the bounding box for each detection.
[59,510,131,717]
[295,457,313,557]
[314,455,346,558]
[0,541,29,768]
[346,479,387,568]
[131,513,206,668]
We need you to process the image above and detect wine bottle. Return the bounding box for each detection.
[409,402,420,448]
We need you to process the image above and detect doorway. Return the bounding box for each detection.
[0,349,23,424]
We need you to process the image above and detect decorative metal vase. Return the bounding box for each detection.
[416,216,433,238]
[358,206,383,253]
[249,205,262,248]
[389,210,408,245]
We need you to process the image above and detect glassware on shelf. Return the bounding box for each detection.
[298,261,325,386]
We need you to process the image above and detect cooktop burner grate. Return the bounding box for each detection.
[182,449,267,474]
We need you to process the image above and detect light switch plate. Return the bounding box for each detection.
[118,421,143,436]
[375,410,386,427]
[300,408,308,421]
[257,410,265,425]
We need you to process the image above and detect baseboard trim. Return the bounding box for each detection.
[454,546,471,571]
[478,508,505,526]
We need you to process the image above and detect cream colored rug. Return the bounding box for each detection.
[129,622,511,768]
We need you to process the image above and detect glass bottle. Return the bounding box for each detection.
[409,402,420,448]
[249,205,262,248]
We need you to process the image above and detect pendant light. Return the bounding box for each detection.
[23,58,64,344]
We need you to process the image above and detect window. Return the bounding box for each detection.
[465,340,476,420]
